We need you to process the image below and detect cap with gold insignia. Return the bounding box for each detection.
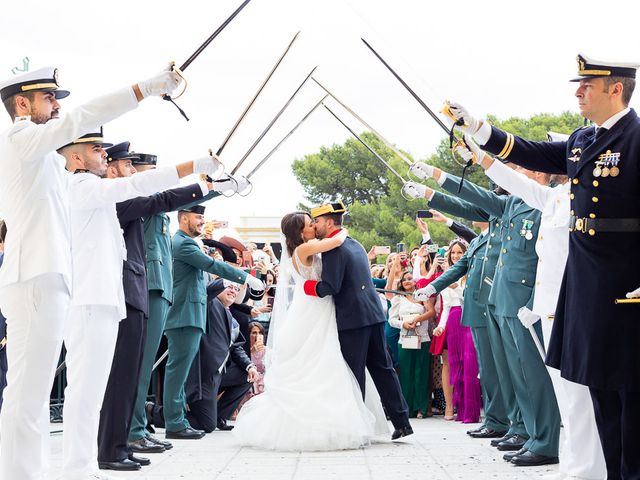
[571,54,640,82]
[59,126,113,150]
[180,205,206,215]
[131,153,157,166]
[106,141,140,163]
[310,200,347,219]
[0,66,70,102]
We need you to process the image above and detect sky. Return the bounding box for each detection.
[1,0,638,228]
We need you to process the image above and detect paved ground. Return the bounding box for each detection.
[49,418,560,479]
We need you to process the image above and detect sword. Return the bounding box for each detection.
[518,310,546,360]
[216,31,300,157]
[244,94,328,181]
[152,350,169,372]
[229,65,317,175]
[361,38,476,190]
[375,288,413,296]
[54,360,66,377]
[311,77,413,166]
[322,103,408,184]
[163,0,253,121]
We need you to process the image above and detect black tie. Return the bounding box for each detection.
[595,127,607,140]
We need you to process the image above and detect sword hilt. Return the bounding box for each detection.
[162,61,190,121]
[441,100,468,128]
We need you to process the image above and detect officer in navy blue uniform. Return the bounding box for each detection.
[303,202,411,440]
[448,54,640,479]
[97,142,212,472]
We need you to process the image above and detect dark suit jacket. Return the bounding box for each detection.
[116,184,205,315]
[0,252,5,338]
[186,281,252,403]
[307,235,385,331]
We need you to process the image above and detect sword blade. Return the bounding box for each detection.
[246,94,327,179]
[230,65,317,175]
[312,76,413,166]
[323,103,406,183]
[375,288,413,296]
[216,31,301,156]
[152,350,169,372]
[180,0,253,71]
[361,38,450,135]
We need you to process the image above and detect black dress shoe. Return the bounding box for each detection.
[217,420,234,431]
[147,434,173,450]
[391,426,414,440]
[469,427,509,439]
[510,450,559,466]
[99,458,141,471]
[165,427,205,439]
[128,436,165,453]
[496,434,528,451]
[466,425,485,435]
[490,433,513,447]
[503,447,527,462]
[128,454,151,466]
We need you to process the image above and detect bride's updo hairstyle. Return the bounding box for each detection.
[281,211,312,256]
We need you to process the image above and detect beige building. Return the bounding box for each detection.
[234,215,281,244]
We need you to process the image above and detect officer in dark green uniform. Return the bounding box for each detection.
[162,205,263,439]
[408,169,560,467]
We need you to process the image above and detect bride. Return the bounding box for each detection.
[233,211,389,451]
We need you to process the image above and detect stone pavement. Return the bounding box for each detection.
[49,418,560,479]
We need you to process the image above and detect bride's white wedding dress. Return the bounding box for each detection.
[233,251,389,451]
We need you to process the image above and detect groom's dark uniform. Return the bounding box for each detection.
[304,207,410,432]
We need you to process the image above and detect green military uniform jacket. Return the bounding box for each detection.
[428,189,502,309]
[441,174,541,318]
[429,232,489,327]
[165,229,247,333]
[144,190,220,303]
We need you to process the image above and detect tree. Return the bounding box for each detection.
[292,111,584,252]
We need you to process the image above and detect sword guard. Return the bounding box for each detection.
[441,100,468,128]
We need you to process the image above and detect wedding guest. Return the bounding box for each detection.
[387,272,436,418]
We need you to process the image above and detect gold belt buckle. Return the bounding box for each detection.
[574,217,587,233]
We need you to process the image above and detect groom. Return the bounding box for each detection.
[303,201,412,440]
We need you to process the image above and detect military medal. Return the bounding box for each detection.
[593,165,602,177]
[521,219,534,240]
[610,166,620,177]
[601,167,610,177]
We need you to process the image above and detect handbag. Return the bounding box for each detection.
[399,313,421,349]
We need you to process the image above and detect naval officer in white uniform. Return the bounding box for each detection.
[0,65,182,480]
[58,133,222,480]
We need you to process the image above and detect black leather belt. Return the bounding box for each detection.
[570,216,640,235]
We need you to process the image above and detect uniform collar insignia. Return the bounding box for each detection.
[568,147,581,162]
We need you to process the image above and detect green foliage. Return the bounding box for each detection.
[291,111,584,251]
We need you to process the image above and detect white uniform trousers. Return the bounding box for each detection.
[62,305,120,480]
[0,273,69,480]
[541,316,607,480]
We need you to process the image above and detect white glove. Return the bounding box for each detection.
[626,286,640,298]
[233,175,252,195]
[245,274,265,292]
[138,68,183,98]
[211,176,238,194]
[414,284,436,301]
[402,181,427,199]
[454,135,486,165]
[447,101,481,135]
[409,162,434,180]
[517,306,541,328]
[193,155,224,178]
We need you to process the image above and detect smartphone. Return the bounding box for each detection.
[416,210,433,219]
[426,244,439,253]
[374,246,391,255]
[267,296,275,308]
[437,247,446,257]
[396,242,406,253]
[242,250,253,268]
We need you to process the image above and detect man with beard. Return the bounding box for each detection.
[162,206,264,440]
[0,65,181,480]
[58,134,222,479]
